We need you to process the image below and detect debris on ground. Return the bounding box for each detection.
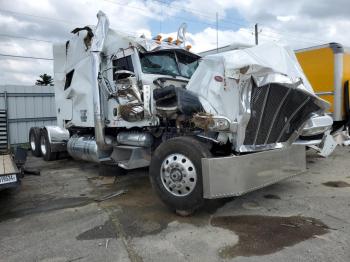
[94,189,127,202]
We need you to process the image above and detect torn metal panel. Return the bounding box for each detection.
[187,43,330,152]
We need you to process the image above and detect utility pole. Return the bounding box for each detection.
[216,12,219,52]
[255,23,259,45]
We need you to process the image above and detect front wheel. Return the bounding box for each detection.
[149,136,212,215]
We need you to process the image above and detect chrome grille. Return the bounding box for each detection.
[243,82,320,147]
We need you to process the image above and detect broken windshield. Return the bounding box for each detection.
[140,50,199,78]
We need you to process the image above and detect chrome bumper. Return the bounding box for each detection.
[202,145,306,199]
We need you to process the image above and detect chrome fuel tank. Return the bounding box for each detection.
[67,136,112,163]
[116,131,153,147]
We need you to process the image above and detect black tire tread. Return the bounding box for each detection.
[149,136,212,214]
[40,129,58,161]
[29,127,42,157]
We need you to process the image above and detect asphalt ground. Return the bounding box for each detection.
[0,147,349,262]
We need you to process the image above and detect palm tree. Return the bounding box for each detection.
[35,74,54,86]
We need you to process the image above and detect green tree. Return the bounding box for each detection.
[35,74,54,86]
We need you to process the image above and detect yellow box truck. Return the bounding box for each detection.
[296,43,350,128]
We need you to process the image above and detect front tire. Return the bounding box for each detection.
[149,136,212,215]
[40,129,58,161]
[29,127,42,157]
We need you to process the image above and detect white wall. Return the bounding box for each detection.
[0,85,56,145]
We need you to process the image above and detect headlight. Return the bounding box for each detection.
[301,114,333,136]
[192,114,231,132]
[210,117,231,131]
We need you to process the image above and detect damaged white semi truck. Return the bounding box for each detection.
[29,12,333,214]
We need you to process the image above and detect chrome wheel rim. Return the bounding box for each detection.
[40,135,47,155]
[160,153,197,197]
[30,133,36,151]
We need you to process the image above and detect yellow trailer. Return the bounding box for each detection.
[295,43,350,127]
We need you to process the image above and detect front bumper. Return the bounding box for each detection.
[202,145,306,199]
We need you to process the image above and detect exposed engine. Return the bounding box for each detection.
[115,74,144,122]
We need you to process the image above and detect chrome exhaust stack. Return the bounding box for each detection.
[90,11,111,151]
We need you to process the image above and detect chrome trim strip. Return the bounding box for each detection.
[293,139,322,146]
[264,88,291,145]
[334,52,344,121]
[253,84,270,145]
[315,91,334,96]
[276,97,310,142]
[295,43,344,54]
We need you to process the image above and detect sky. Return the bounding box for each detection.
[1,0,350,85]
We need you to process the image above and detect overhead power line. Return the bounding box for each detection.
[0,8,140,37]
[0,53,53,60]
[102,0,331,45]
[0,8,75,25]
[0,4,330,48]
[0,6,253,41]
[259,26,327,45]
[0,33,52,43]
[103,0,249,29]
[133,0,250,28]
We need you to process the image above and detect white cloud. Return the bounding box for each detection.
[276,15,296,22]
[0,38,52,57]
[187,27,254,53]
[0,58,53,84]
[0,0,165,84]
[1,0,350,85]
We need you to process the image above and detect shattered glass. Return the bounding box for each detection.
[140,50,199,79]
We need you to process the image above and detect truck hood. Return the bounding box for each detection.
[187,42,330,152]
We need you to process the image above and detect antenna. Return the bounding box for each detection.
[177,23,187,47]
